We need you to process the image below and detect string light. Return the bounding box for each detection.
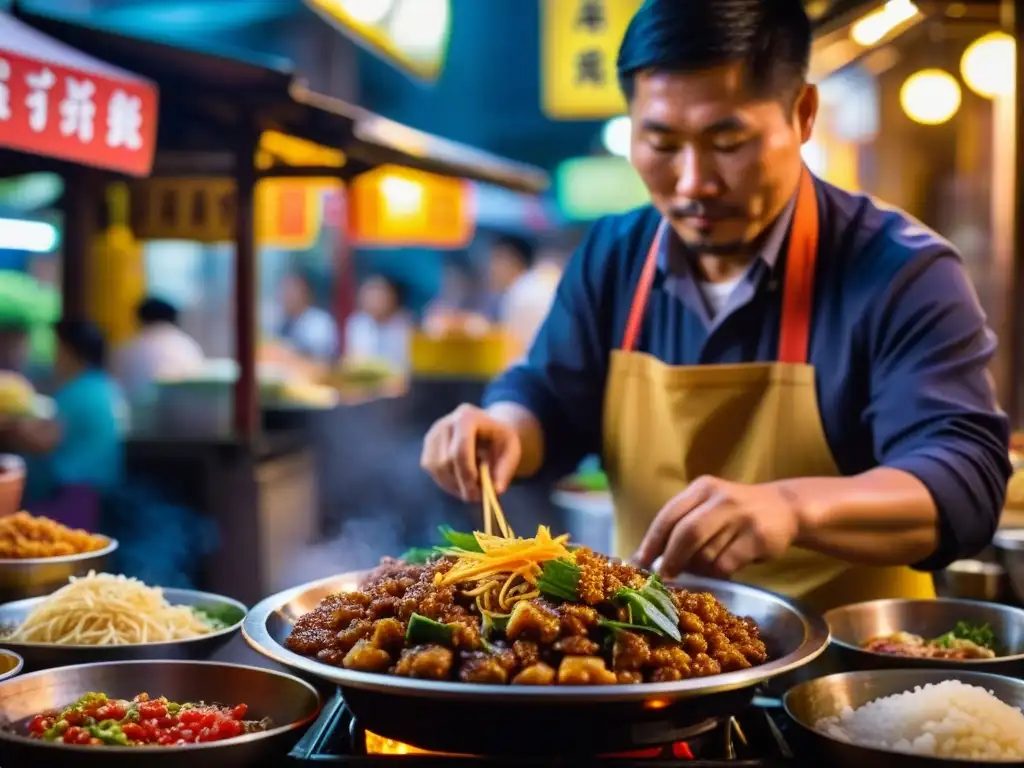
[900,69,961,125]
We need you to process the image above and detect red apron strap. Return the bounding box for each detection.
[620,220,667,352]
[619,167,819,360]
[777,167,820,364]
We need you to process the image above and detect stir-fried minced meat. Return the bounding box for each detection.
[286,548,769,685]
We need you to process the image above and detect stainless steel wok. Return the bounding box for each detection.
[244,570,829,754]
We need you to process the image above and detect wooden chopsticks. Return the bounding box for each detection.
[480,462,514,539]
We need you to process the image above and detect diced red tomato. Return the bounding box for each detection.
[27,716,50,735]
[231,704,247,720]
[139,701,167,720]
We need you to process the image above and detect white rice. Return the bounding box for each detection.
[814,680,1024,761]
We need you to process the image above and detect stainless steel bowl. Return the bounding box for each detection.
[934,560,1009,603]
[0,588,247,671]
[784,669,1024,767]
[0,649,22,682]
[0,538,118,602]
[823,598,1024,676]
[0,660,322,767]
[994,530,1024,604]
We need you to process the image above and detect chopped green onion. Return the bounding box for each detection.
[437,525,483,553]
[613,589,681,642]
[405,613,456,646]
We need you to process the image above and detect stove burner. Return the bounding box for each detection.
[287,690,806,765]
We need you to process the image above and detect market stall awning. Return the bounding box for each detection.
[17,10,548,195]
[0,11,158,177]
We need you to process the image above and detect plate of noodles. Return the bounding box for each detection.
[0,512,118,601]
[0,572,247,670]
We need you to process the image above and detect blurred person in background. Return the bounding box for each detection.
[423,256,495,336]
[423,0,1009,612]
[112,297,204,404]
[489,234,562,353]
[279,271,339,362]
[344,274,413,371]
[0,323,29,373]
[2,319,125,528]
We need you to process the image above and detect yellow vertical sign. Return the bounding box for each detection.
[541,0,643,120]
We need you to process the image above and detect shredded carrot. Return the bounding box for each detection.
[440,525,574,596]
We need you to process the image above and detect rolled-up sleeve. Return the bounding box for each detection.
[866,252,1011,570]
[482,220,615,478]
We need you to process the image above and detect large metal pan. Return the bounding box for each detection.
[784,669,1024,767]
[0,587,247,671]
[0,660,322,767]
[822,598,1024,676]
[0,538,118,602]
[244,570,829,755]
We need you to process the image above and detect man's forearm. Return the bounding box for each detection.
[485,402,545,478]
[781,467,940,566]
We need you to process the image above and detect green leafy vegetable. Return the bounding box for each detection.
[537,559,581,602]
[481,612,510,639]
[933,621,997,650]
[640,575,677,620]
[399,547,436,565]
[193,604,245,631]
[613,588,681,642]
[405,613,456,646]
[597,618,663,636]
[437,525,483,553]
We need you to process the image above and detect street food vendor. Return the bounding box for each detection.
[421,0,1011,611]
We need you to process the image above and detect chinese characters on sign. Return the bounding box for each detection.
[0,50,157,176]
[541,0,642,120]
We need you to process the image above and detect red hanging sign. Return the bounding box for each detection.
[0,13,158,177]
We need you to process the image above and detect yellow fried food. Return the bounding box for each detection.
[0,512,107,559]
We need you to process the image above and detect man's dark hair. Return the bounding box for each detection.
[55,318,107,369]
[493,234,535,270]
[136,297,179,326]
[365,273,407,307]
[617,0,812,104]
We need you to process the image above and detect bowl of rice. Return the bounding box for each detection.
[784,669,1024,766]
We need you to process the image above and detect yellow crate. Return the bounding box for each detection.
[410,331,521,379]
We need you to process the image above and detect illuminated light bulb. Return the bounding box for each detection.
[601,116,631,158]
[961,32,1016,98]
[0,218,59,252]
[389,0,449,57]
[851,0,918,47]
[337,0,394,26]
[379,175,423,216]
[900,69,961,125]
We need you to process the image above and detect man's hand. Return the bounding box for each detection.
[420,405,522,502]
[633,476,804,579]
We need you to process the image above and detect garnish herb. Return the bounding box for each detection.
[613,588,682,642]
[437,525,483,553]
[405,613,456,646]
[598,618,663,636]
[481,611,510,639]
[537,559,581,602]
[933,621,997,650]
[399,547,436,565]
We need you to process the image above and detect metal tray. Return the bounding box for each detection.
[0,587,247,671]
[0,660,321,768]
[244,570,829,755]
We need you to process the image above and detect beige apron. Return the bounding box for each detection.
[601,168,935,613]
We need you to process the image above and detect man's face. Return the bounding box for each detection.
[358,278,398,323]
[630,63,817,255]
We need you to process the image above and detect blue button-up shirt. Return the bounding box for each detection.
[483,177,1011,570]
